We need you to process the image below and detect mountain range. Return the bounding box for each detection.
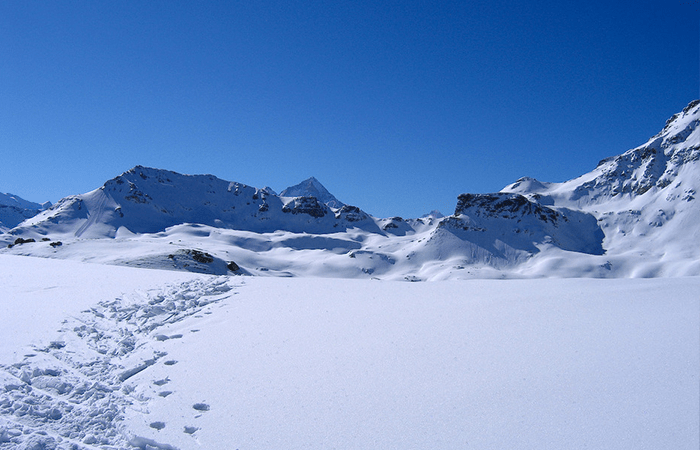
[2,100,699,279]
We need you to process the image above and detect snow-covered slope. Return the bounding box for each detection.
[0,193,50,231]
[2,101,699,278]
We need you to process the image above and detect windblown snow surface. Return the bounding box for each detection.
[1,255,698,449]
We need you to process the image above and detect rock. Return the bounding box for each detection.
[281,197,328,218]
[189,250,214,264]
[455,193,560,223]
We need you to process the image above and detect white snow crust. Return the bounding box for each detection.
[0,255,697,449]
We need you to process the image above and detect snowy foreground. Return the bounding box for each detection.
[1,255,698,450]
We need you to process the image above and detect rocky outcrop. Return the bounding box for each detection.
[281,197,328,218]
[334,205,370,222]
[455,193,561,223]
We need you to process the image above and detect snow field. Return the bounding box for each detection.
[1,255,699,449]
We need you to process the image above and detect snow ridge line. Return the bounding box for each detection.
[0,276,236,450]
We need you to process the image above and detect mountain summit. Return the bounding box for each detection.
[280,177,345,209]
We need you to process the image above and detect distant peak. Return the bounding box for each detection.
[280,177,345,209]
[0,192,49,211]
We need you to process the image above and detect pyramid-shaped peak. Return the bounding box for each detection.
[280,177,345,209]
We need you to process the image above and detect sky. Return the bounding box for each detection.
[1,1,698,218]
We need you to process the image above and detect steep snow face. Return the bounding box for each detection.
[10,167,378,238]
[280,177,345,208]
[0,193,50,230]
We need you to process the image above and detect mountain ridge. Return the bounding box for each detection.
[3,100,699,279]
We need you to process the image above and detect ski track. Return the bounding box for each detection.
[0,276,236,450]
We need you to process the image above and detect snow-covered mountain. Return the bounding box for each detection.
[7,167,378,239]
[280,176,345,209]
[2,100,699,279]
[0,193,50,231]
[502,99,700,277]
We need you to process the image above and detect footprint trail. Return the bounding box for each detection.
[0,276,237,449]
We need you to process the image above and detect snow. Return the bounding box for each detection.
[5,99,700,280]
[2,102,700,282]
[0,193,49,211]
[280,176,345,209]
[0,255,205,364]
[1,255,698,449]
[0,193,50,231]
[2,102,700,448]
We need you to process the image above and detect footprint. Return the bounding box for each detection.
[192,403,210,411]
[150,421,166,430]
[158,391,173,397]
[153,377,170,386]
[184,426,199,434]
[169,334,183,339]
[164,360,178,366]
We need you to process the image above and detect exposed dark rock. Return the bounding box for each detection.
[684,99,700,113]
[282,197,327,218]
[124,189,151,204]
[227,261,240,272]
[455,193,559,223]
[8,237,36,248]
[437,216,486,232]
[189,250,214,264]
[335,205,369,222]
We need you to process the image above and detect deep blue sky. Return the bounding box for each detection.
[1,1,698,218]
